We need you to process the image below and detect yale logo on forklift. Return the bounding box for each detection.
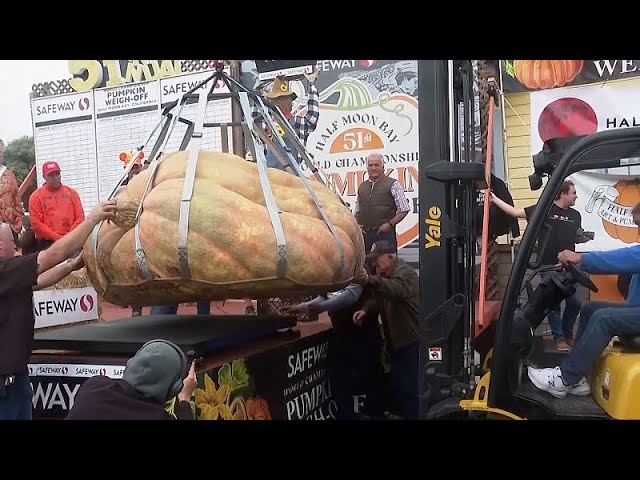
[424,206,442,248]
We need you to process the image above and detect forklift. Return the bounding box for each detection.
[418,59,640,420]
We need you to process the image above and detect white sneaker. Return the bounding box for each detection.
[527,366,569,398]
[568,377,591,396]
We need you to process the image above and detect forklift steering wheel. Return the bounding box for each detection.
[566,262,598,292]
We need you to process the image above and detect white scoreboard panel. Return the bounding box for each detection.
[30,69,235,212]
[31,91,100,215]
[94,80,161,200]
[159,70,234,154]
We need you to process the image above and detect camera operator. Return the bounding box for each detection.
[490,180,592,351]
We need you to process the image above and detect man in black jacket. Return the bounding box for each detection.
[66,339,197,420]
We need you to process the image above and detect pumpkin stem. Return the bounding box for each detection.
[113,197,142,231]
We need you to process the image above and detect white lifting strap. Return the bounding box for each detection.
[177,87,209,280]
[237,92,288,278]
[256,96,346,282]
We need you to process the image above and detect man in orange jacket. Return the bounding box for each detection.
[28,161,84,251]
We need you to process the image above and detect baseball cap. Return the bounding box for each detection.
[366,240,397,259]
[42,161,61,176]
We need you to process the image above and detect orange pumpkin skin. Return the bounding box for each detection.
[514,60,584,90]
[603,181,640,244]
[82,150,365,307]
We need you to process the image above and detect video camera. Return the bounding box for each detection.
[576,228,595,241]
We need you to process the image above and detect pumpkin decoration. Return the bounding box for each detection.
[514,60,584,90]
[603,180,640,244]
[246,397,272,420]
[83,150,364,307]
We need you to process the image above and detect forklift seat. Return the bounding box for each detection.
[618,335,640,353]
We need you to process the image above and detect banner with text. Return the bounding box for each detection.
[530,76,640,157]
[530,77,640,253]
[192,330,336,420]
[33,286,98,329]
[571,171,640,252]
[29,362,125,418]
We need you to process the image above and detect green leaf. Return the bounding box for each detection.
[218,363,232,387]
[230,359,250,392]
[503,60,516,78]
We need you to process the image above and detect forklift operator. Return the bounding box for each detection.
[355,153,411,253]
[0,200,116,420]
[528,201,640,399]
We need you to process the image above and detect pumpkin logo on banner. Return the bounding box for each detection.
[506,60,584,90]
[585,179,640,244]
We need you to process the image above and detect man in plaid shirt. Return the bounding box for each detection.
[252,72,320,171]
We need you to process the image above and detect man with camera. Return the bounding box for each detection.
[491,180,593,351]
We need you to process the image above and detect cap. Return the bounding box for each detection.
[366,240,397,259]
[42,161,61,176]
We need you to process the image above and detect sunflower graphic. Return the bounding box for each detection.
[194,373,232,420]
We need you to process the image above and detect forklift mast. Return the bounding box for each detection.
[418,60,487,419]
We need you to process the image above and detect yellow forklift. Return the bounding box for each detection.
[418,59,640,420]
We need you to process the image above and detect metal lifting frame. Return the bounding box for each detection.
[91,63,347,288]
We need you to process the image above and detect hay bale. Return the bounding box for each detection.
[45,267,92,291]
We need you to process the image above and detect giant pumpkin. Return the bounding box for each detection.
[514,60,583,90]
[83,150,365,307]
[603,180,640,244]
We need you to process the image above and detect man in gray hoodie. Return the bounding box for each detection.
[66,339,197,420]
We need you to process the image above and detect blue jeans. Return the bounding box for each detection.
[150,301,211,315]
[390,341,419,420]
[0,374,33,420]
[561,301,640,384]
[541,271,584,340]
[264,149,286,170]
[362,228,398,256]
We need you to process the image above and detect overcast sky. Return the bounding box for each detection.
[0,60,70,143]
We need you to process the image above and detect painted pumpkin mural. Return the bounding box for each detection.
[508,60,584,90]
[603,180,640,244]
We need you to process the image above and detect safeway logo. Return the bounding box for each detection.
[37,365,68,376]
[78,97,90,111]
[79,294,94,312]
[359,60,378,68]
[99,368,107,376]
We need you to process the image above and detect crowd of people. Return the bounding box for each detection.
[3,66,640,422]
